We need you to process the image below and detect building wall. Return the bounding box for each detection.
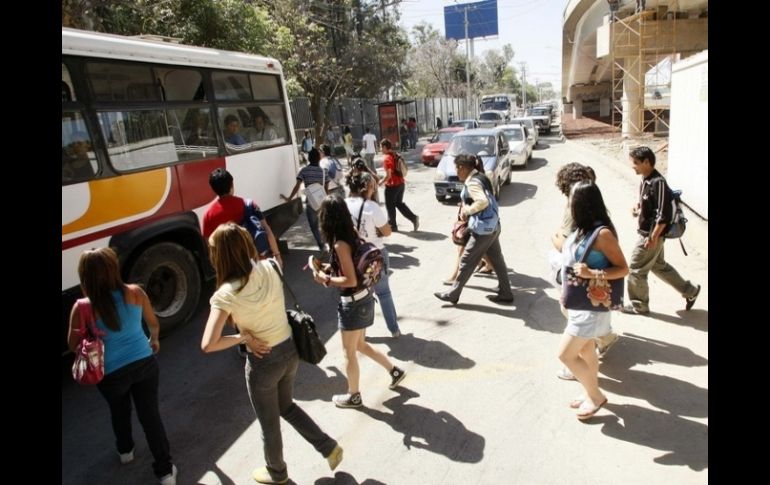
[667,50,707,219]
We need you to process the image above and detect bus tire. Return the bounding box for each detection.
[127,242,201,335]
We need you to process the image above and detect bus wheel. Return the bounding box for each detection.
[128,242,201,335]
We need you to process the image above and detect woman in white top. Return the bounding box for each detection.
[201,223,342,483]
[345,172,401,337]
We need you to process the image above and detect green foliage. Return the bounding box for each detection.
[404,21,465,97]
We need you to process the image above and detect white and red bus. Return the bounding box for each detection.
[62,28,302,351]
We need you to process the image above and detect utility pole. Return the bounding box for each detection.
[519,62,527,108]
[464,5,471,119]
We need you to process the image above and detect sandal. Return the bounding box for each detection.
[442,279,456,286]
[569,396,586,409]
[576,397,608,420]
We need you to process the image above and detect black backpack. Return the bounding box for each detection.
[241,199,270,255]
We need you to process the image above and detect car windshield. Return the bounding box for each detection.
[446,135,495,156]
[530,108,548,116]
[433,131,456,143]
[512,119,533,129]
[503,129,523,141]
[479,112,501,121]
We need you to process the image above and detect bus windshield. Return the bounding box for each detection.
[481,96,511,112]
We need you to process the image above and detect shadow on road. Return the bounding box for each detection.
[315,472,387,485]
[356,388,485,463]
[497,182,537,207]
[367,334,475,370]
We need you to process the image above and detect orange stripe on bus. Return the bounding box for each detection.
[62,170,169,235]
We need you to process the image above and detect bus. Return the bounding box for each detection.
[62,28,303,351]
[480,93,517,119]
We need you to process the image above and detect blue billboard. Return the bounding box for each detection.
[444,0,498,41]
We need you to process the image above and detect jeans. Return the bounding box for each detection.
[305,204,324,250]
[245,338,337,481]
[384,184,417,231]
[373,247,399,333]
[97,355,173,479]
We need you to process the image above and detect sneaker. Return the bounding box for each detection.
[413,216,420,232]
[391,330,401,338]
[556,367,576,381]
[685,284,701,311]
[159,465,178,485]
[389,366,406,389]
[252,466,288,484]
[118,449,134,465]
[596,332,619,359]
[326,445,344,471]
[620,304,649,315]
[333,392,362,408]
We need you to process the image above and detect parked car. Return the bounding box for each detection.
[526,106,552,134]
[450,119,480,130]
[421,127,465,166]
[509,117,539,147]
[478,110,508,128]
[433,128,511,202]
[497,123,533,168]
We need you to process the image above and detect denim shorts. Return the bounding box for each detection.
[337,293,375,331]
[565,309,612,338]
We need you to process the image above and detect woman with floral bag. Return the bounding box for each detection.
[67,248,177,484]
[557,181,628,420]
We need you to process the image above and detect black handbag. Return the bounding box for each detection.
[561,226,624,312]
[269,260,327,364]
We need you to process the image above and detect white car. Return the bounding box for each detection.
[509,117,539,147]
[497,124,532,168]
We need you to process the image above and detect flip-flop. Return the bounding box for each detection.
[442,279,455,286]
[576,397,608,420]
[569,396,586,409]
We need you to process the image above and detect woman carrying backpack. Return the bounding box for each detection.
[312,195,406,408]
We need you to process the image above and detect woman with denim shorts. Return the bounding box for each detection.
[201,223,343,483]
[312,195,406,408]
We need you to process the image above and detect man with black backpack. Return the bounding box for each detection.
[623,146,700,315]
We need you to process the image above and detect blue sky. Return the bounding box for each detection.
[398,0,565,89]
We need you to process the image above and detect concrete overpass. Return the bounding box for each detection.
[562,0,707,136]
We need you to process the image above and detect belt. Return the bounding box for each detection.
[340,288,370,303]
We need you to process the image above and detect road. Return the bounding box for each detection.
[62,132,708,484]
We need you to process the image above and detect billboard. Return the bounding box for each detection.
[444,0,498,41]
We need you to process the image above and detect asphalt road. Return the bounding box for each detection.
[62,132,708,484]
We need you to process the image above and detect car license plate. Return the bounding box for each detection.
[454,183,464,190]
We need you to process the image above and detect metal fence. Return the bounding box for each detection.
[289,96,472,149]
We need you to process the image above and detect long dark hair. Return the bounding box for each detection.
[318,194,357,247]
[570,180,616,239]
[77,247,126,331]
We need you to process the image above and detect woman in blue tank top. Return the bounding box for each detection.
[67,248,177,484]
[557,181,628,421]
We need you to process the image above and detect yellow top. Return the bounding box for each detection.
[209,259,291,346]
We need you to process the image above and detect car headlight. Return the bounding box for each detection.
[422,149,431,156]
[434,170,447,182]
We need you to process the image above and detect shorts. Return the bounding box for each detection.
[337,293,375,331]
[565,309,611,339]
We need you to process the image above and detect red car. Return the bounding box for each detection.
[421,127,464,166]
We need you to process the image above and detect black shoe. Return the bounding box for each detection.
[486,294,514,304]
[685,284,701,311]
[389,366,406,389]
[434,292,458,305]
[621,304,649,315]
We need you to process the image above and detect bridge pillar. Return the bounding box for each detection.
[621,69,643,136]
[574,98,583,119]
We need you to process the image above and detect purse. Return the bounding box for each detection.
[268,260,327,364]
[561,226,624,312]
[451,207,470,246]
[303,168,326,211]
[71,299,105,385]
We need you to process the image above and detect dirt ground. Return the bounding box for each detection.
[561,113,669,174]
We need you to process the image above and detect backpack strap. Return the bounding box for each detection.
[356,198,366,232]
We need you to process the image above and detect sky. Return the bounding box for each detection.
[398,0,565,90]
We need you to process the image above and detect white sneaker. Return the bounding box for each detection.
[159,464,177,485]
[556,367,576,381]
[118,449,134,464]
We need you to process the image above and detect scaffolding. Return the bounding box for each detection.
[610,3,679,135]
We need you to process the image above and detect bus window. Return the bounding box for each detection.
[98,110,179,170]
[218,105,288,154]
[154,67,206,101]
[86,62,161,102]
[169,107,218,160]
[62,112,97,184]
[212,71,252,101]
[62,63,75,102]
[249,73,281,100]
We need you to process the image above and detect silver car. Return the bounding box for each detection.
[433,128,512,202]
[497,124,533,168]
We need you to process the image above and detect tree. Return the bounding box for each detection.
[404,22,465,97]
[476,44,515,93]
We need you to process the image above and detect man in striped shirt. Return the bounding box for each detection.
[623,146,700,315]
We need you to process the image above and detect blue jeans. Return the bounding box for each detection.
[97,355,173,479]
[373,247,399,333]
[245,338,337,481]
[305,204,324,250]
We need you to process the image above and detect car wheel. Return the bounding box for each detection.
[127,242,201,336]
[504,168,511,185]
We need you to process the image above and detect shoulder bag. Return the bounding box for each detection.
[71,298,106,385]
[268,260,327,364]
